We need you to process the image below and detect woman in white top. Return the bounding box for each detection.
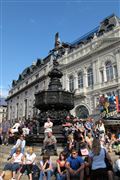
[0,147,24,180]
[96,120,105,139]
[7,134,26,160]
[18,147,36,180]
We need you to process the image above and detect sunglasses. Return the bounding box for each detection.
[72,152,77,155]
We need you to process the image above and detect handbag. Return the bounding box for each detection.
[104,149,113,171]
[99,130,104,134]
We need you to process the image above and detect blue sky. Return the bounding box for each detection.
[0,0,120,97]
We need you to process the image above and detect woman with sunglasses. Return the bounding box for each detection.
[0,147,24,180]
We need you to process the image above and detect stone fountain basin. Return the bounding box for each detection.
[35,90,74,111]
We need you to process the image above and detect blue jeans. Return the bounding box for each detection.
[39,170,53,180]
[56,173,66,180]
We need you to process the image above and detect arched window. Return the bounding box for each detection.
[76,105,89,118]
[106,61,113,81]
[87,67,94,87]
[69,75,74,92]
[78,71,83,88]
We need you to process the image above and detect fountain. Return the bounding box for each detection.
[35,33,74,122]
[35,59,74,126]
[34,33,74,143]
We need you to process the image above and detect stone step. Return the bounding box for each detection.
[8,134,66,146]
[0,145,63,169]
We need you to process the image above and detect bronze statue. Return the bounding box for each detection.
[54,32,61,48]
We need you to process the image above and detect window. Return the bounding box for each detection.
[87,67,94,87]
[106,61,113,81]
[76,105,89,119]
[114,65,118,78]
[69,75,74,92]
[78,71,83,88]
[36,74,39,79]
[100,70,104,83]
[25,91,27,95]
[35,85,38,91]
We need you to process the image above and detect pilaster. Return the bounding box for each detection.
[103,65,107,82]
[74,72,78,90]
[83,67,88,93]
[114,49,120,82]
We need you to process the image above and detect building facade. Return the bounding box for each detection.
[0,98,7,123]
[6,14,120,124]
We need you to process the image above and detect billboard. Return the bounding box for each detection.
[98,93,120,118]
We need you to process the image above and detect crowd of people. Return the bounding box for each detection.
[0,116,120,180]
[0,118,39,146]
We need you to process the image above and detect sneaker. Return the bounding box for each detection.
[54,151,58,156]
[0,176,3,180]
[7,156,12,161]
[40,152,44,156]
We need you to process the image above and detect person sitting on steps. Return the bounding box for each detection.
[17,147,36,180]
[7,134,26,160]
[44,117,53,137]
[0,147,24,180]
[41,132,58,155]
[39,153,54,180]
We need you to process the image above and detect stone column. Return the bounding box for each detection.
[65,74,69,91]
[92,62,96,85]
[74,72,78,90]
[96,59,101,84]
[103,65,107,82]
[83,67,88,93]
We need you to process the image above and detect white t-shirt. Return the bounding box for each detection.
[22,127,30,135]
[11,123,20,133]
[25,152,36,165]
[97,124,105,133]
[44,122,53,133]
[13,153,23,163]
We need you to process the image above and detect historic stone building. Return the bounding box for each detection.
[0,97,7,123]
[6,14,120,124]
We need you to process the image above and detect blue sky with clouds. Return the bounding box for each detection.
[0,0,120,97]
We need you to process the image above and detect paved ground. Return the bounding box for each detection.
[0,145,120,180]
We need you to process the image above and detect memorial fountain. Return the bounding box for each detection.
[34,33,74,143]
